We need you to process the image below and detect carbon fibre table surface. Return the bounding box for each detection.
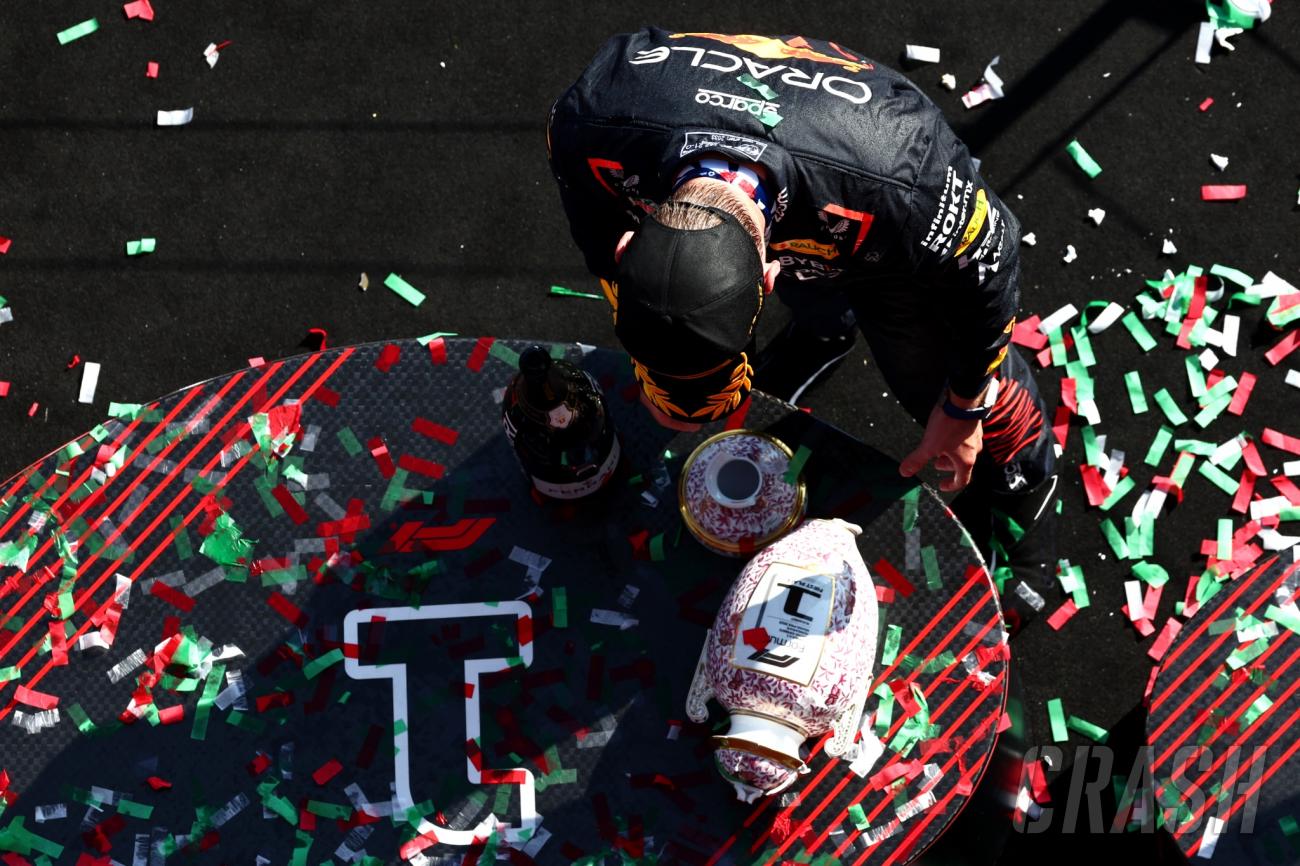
[0,338,1007,866]
[1147,555,1300,864]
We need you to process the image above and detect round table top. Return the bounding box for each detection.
[0,337,1007,865]
[1147,555,1300,863]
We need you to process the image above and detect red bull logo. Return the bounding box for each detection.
[671,33,871,73]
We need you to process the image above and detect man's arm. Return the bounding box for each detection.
[546,100,641,281]
[897,110,1021,491]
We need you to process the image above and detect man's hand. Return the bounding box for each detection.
[899,403,983,491]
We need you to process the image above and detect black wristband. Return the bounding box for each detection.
[941,396,991,421]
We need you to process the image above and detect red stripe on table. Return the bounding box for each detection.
[0,350,353,719]
[777,617,1002,862]
[1150,556,1288,710]
[705,566,993,866]
[0,381,223,653]
[0,388,204,635]
[873,703,1004,866]
[1172,674,1300,855]
[1152,630,1298,771]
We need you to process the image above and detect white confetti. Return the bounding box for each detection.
[1038,304,1079,335]
[1210,153,1229,170]
[1286,370,1300,390]
[78,362,101,404]
[1013,581,1046,611]
[1087,208,1106,225]
[1021,231,1037,246]
[1062,244,1077,264]
[1214,27,1244,51]
[590,608,638,630]
[1197,815,1225,859]
[904,44,941,63]
[156,107,194,126]
[107,648,148,684]
[34,803,67,822]
[1162,238,1178,255]
[1086,302,1125,334]
[940,73,957,90]
[1194,21,1215,64]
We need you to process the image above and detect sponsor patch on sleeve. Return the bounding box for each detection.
[954,188,988,257]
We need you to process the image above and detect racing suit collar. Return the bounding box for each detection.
[659,129,797,230]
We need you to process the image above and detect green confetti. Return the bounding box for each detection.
[1193,393,1233,428]
[116,799,153,819]
[1124,371,1148,415]
[1209,263,1254,288]
[488,341,521,368]
[1065,139,1103,178]
[901,486,920,532]
[1198,460,1239,496]
[737,73,779,100]
[0,665,20,684]
[1099,519,1128,558]
[1100,475,1135,512]
[304,648,344,680]
[125,238,157,256]
[847,802,869,830]
[783,445,811,484]
[384,272,426,307]
[880,624,902,667]
[336,426,364,457]
[921,546,941,590]
[1227,638,1269,670]
[199,512,254,566]
[648,533,666,562]
[1152,389,1188,426]
[190,663,226,741]
[1066,714,1109,743]
[552,587,568,628]
[56,18,99,45]
[548,285,602,300]
[1265,604,1300,635]
[1217,519,1233,561]
[1047,698,1068,741]
[1122,312,1157,352]
[757,109,783,128]
[1133,561,1169,587]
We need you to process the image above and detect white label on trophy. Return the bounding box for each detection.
[731,562,834,686]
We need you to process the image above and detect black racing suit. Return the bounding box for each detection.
[548,28,1054,496]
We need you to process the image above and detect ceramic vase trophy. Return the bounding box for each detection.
[501,345,621,502]
[686,518,879,802]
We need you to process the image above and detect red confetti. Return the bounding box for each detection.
[467,336,494,372]
[0,382,8,397]
[1228,371,1256,415]
[1012,316,1048,350]
[1231,470,1256,514]
[271,485,309,524]
[367,436,395,478]
[0,237,10,254]
[1046,598,1079,630]
[1199,97,1214,111]
[145,61,159,78]
[1264,330,1300,366]
[1147,618,1182,662]
[266,591,309,628]
[397,454,445,479]
[312,758,343,786]
[26,403,36,417]
[1271,475,1300,505]
[412,417,459,445]
[1052,404,1070,449]
[1262,427,1300,455]
[1201,184,1247,201]
[1080,464,1110,507]
[144,776,172,790]
[123,0,154,20]
[427,337,447,365]
[742,627,770,651]
[305,327,328,351]
[374,343,401,372]
[14,684,58,710]
[148,581,196,613]
[723,396,751,430]
[157,704,184,725]
[66,354,81,369]
[1059,378,1077,414]
[872,557,915,598]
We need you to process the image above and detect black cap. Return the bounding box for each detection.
[614,204,763,376]
[612,205,763,421]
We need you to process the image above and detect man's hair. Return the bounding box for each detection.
[656,181,766,253]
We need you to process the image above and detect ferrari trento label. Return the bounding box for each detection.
[531,436,621,500]
[731,562,835,686]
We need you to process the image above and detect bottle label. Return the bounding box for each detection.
[531,437,621,500]
[730,562,835,686]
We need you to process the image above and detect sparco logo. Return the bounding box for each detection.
[695,88,779,118]
[631,46,872,106]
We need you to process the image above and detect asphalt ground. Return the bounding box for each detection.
[2,1,1299,860]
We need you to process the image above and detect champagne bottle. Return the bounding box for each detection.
[501,346,621,501]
